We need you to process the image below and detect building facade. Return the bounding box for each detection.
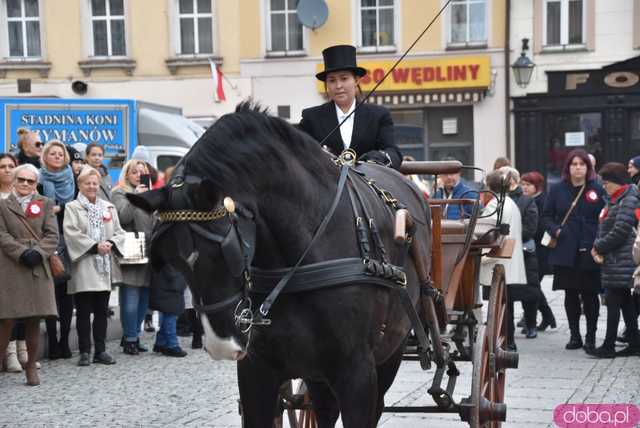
[511,0,640,182]
[0,0,509,171]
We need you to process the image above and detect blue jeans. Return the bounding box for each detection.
[119,286,149,342]
[154,313,179,349]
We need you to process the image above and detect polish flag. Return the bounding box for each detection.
[209,59,226,102]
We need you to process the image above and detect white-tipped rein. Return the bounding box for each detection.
[200,315,247,361]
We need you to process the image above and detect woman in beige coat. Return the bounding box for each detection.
[111,160,153,355]
[0,164,59,386]
[63,166,125,367]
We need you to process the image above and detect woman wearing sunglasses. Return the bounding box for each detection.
[0,164,59,386]
[16,128,43,168]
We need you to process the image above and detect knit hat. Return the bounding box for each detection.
[131,145,150,163]
[66,145,84,162]
[599,162,630,185]
[630,155,640,171]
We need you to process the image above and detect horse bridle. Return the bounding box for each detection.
[154,194,261,333]
[155,158,352,333]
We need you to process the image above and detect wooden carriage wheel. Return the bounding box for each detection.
[464,265,518,428]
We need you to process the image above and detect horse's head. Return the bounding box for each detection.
[128,178,256,361]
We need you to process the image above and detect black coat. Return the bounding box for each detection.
[300,101,402,169]
[542,179,605,269]
[532,192,552,278]
[593,185,640,289]
[149,265,186,315]
[509,186,538,243]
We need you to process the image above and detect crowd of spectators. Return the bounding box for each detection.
[0,129,202,386]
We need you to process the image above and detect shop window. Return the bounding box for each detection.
[391,110,425,161]
[178,0,214,55]
[4,0,41,58]
[448,0,487,48]
[358,0,396,52]
[544,111,601,185]
[266,0,304,55]
[91,0,126,56]
[544,0,584,48]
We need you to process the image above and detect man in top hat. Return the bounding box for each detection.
[300,45,402,170]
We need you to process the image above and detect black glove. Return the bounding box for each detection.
[19,249,43,268]
[360,150,391,166]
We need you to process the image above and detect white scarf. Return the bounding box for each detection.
[77,192,111,278]
[12,190,34,211]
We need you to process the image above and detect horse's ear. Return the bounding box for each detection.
[196,179,221,209]
[127,187,169,212]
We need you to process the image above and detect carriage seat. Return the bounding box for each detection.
[440,220,466,236]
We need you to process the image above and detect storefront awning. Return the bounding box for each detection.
[365,89,487,106]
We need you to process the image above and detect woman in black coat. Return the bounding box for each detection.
[542,149,605,352]
[589,163,640,358]
[502,167,541,338]
[521,171,556,330]
[299,45,402,169]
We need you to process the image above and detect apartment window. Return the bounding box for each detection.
[178,0,213,55]
[359,0,395,50]
[6,0,41,57]
[449,0,486,46]
[267,0,303,53]
[91,0,126,56]
[544,0,584,47]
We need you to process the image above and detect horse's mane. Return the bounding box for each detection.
[181,101,335,195]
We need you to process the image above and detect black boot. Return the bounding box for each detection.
[48,337,61,360]
[123,341,139,355]
[537,305,557,331]
[191,334,203,349]
[586,345,616,358]
[58,338,72,359]
[566,336,583,350]
[584,332,596,353]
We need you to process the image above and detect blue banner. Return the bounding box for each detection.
[1,99,137,160]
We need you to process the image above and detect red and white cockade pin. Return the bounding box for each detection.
[29,204,41,215]
[103,210,112,222]
[586,189,598,202]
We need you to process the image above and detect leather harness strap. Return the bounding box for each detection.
[257,163,351,318]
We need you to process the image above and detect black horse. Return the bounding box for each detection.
[128,103,431,427]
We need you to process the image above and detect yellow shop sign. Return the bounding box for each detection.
[316,56,491,92]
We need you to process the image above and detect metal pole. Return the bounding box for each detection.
[504,0,511,160]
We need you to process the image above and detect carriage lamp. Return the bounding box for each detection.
[511,38,536,88]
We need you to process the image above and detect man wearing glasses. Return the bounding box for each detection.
[16,128,44,168]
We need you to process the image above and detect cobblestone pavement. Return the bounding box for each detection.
[1,278,638,427]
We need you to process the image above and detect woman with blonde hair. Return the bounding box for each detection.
[16,128,43,168]
[39,140,75,359]
[111,159,154,355]
[64,166,125,366]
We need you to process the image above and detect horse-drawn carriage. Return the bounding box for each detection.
[129,104,519,428]
[274,160,519,428]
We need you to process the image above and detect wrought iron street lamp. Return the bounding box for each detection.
[511,38,535,88]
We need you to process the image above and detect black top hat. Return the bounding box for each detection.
[316,45,367,81]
